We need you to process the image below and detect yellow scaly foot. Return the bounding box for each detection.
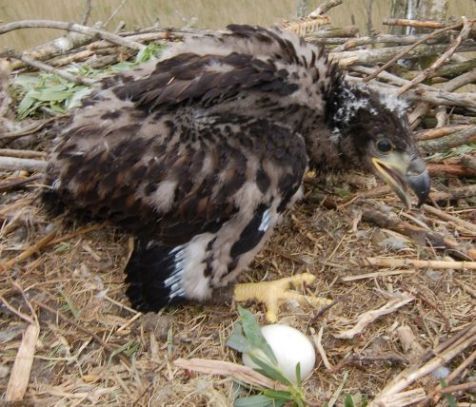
[233,273,332,322]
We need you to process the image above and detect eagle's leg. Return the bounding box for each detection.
[233,273,332,322]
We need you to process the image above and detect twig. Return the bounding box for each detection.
[419,125,476,153]
[0,174,38,195]
[416,125,471,141]
[430,184,476,202]
[104,0,129,28]
[334,292,414,340]
[370,323,476,406]
[0,116,62,142]
[422,204,476,234]
[363,22,463,82]
[0,294,34,324]
[32,299,122,357]
[398,19,474,95]
[383,18,459,30]
[423,348,476,405]
[332,33,451,51]
[3,50,94,85]
[80,0,92,26]
[341,269,415,282]
[312,326,333,370]
[0,156,46,172]
[439,381,476,394]
[0,19,146,51]
[361,204,474,260]
[0,229,57,270]
[332,42,476,68]
[427,163,476,177]
[365,257,476,270]
[308,0,343,17]
[174,358,287,390]
[5,324,40,401]
[0,149,47,159]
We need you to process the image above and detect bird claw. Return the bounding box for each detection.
[233,272,332,322]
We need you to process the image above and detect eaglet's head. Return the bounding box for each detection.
[322,81,430,208]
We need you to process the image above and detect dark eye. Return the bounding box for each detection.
[377,139,392,153]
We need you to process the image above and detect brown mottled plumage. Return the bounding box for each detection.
[42,25,430,311]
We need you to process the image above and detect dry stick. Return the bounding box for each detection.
[419,125,476,153]
[0,175,42,193]
[0,230,57,270]
[416,125,471,141]
[422,204,476,234]
[0,156,46,172]
[427,163,476,177]
[104,0,129,28]
[174,358,288,391]
[0,116,63,142]
[312,326,333,370]
[32,299,122,358]
[79,0,92,26]
[0,20,145,51]
[430,185,476,201]
[424,348,476,406]
[308,0,343,17]
[0,149,47,159]
[5,323,40,401]
[439,382,476,393]
[370,323,476,406]
[409,68,476,127]
[334,293,414,340]
[383,18,459,30]
[365,257,476,270]
[3,50,95,85]
[363,22,463,83]
[341,269,415,282]
[332,42,476,68]
[361,205,474,260]
[398,19,474,96]
[332,33,448,52]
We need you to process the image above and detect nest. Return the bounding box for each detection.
[0,1,475,406]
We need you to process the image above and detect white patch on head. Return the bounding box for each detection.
[334,86,375,124]
[379,92,409,117]
[164,234,215,301]
[147,180,177,213]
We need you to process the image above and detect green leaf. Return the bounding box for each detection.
[238,306,277,364]
[248,352,292,386]
[227,324,252,354]
[17,95,37,118]
[262,389,294,401]
[135,43,165,63]
[344,394,355,407]
[234,394,276,407]
[295,362,302,387]
[65,86,92,110]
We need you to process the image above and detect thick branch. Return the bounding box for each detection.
[0,19,145,51]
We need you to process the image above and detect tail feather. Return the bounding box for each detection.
[124,239,187,312]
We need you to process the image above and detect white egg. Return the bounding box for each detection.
[242,324,316,383]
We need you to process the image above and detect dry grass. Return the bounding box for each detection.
[0,171,474,405]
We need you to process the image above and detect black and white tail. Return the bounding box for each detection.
[125,240,188,311]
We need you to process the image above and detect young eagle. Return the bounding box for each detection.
[43,24,430,320]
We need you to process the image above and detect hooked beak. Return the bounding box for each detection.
[372,153,430,208]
